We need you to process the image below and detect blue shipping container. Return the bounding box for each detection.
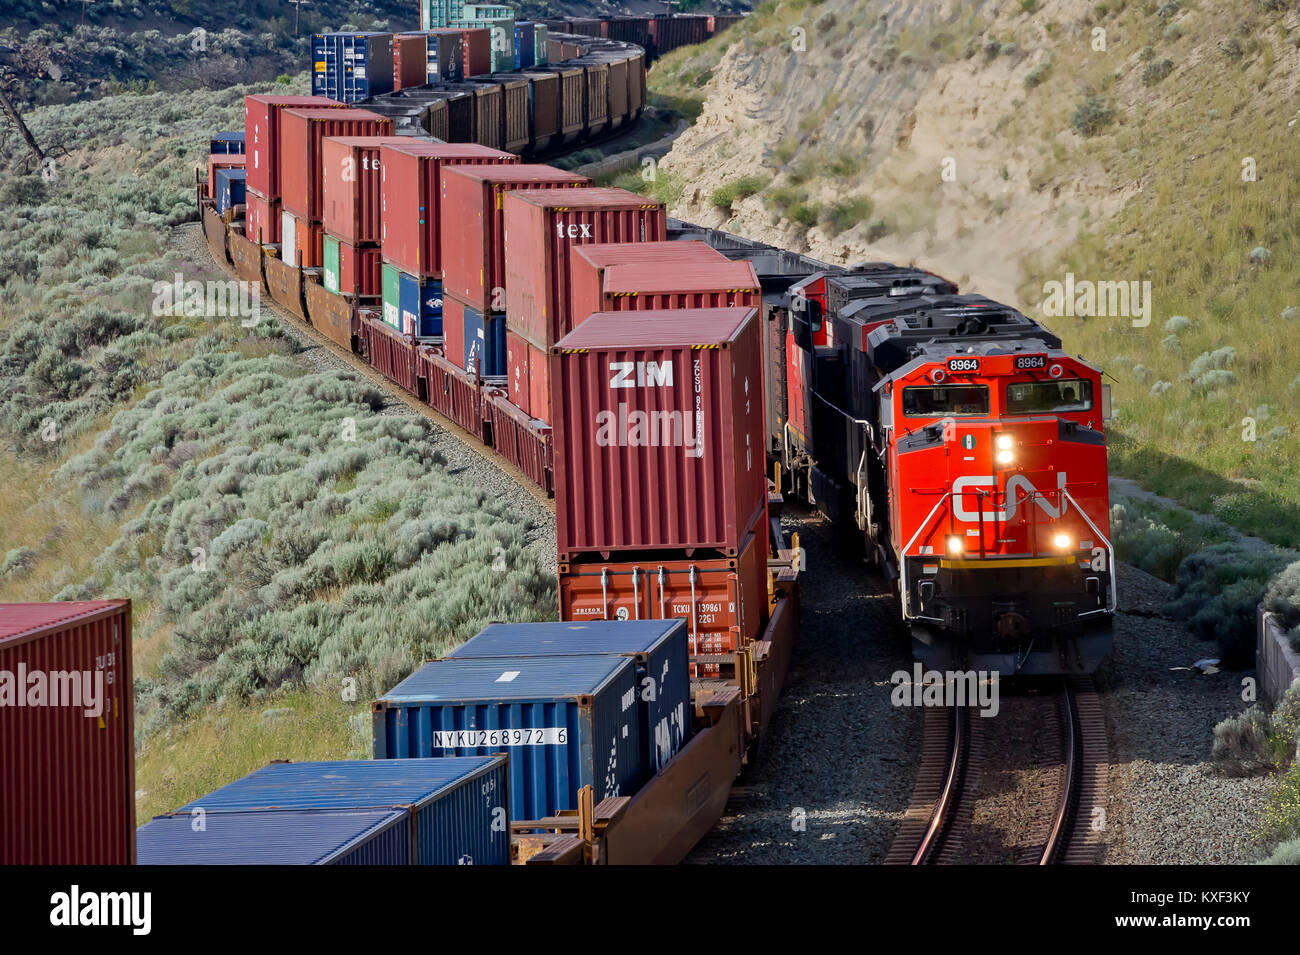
[214,167,246,214]
[176,758,508,865]
[374,655,644,821]
[462,302,507,378]
[210,131,245,154]
[400,272,444,339]
[138,809,410,865]
[514,22,535,69]
[314,32,395,103]
[450,621,692,775]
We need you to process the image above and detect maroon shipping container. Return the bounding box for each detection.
[279,108,394,221]
[244,187,280,245]
[283,209,324,268]
[419,345,486,438]
[503,188,667,351]
[361,312,419,393]
[394,34,428,91]
[485,389,553,492]
[244,94,345,199]
[380,142,519,280]
[506,330,531,415]
[442,292,469,374]
[332,237,384,297]
[441,165,591,313]
[320,136,411,246]
[599,260,762,312]
[458,28,491,77]
[552,307,767,560]
[528,338,551,424]
[568,240,725,330]
[1,601,134,864]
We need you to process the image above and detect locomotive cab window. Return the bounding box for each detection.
[1005,379,1093,414]
[902,385,990,417]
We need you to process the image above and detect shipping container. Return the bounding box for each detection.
[440,164,590,313]
[393,34,428,91]
[449,621,691,774]
[559,520,769,676]
[502,188,667,351]
[282,209,324,268]
[449,17,514,73]
[506,330,531,414]
[514,21,536,68]
[426,29,465,81]
[568,240,726,327]
[138,809,409,865]
[380,141,518,279]
[321,135,410,246]
[279,108,393,221]
[245,94,347,199]
[599,260,762,312]
[484,389,553,490]
[533,22,549,65]
[0,601,134,865]
[174,758,509,865]
[245,187,280,245]
[444,293,507,378]
[527,338,550,424]
[423,0,467,29]
[313,32,395,102]
[456,27,492,77]
[373,655,644,820]
[215,167,246,215]
[323,234,382,297]
[382,263,444,338]
[210,131,245,154]
[419,345,486,437]
[463,3,512,17]
[551,307,768,560]
[207,152,245,197]
[521,71,559,151]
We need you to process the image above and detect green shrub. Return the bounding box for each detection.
[1261,838,1300,864]
[710,174,769,210]
[789,202,820,228]
[1142,58,1174,85]
[822,196,875,236]
[1070,96,1117,136]
[1212,706,1276,775]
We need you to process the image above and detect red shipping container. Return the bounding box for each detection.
[1,601,134,864]
[599,260,762,312]
[456,28,492,77]
[558,520,768,676]
[279,107,394,221]
[380,142,518,279]
[528,339,551,424]
[283,210,325,268]
[394,34,428,91]
[321,135,411,246]
[333,237,384,297]
[244,94,345,199]
[506,331,531,415]
[442,293,469,375]
[552,307,767,560]
[441,164,591,313]
[208,153,245,197]
[244,187,280,245]
[502,188,667,351]
[568,240,725,329]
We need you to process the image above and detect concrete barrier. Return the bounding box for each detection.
[1257,606,1300,707]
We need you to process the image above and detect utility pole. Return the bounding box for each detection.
[287,0,311,36]
[0,80,49,167]
[80,0,95,28]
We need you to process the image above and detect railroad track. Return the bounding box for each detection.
[885,677,1106,865]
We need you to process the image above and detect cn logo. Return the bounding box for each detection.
[952,473,1069,521]
[609,360,673,388]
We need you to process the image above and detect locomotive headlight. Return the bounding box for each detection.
[996,434,1014,451]
[995,448,1014,465]
[946,536,964,555]
[1053,533,1072,550]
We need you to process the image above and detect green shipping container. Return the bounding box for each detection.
[381,262,403,331]
[323,234,341,294]
[533,23,548,66]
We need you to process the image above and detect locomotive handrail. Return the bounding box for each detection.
[899,492,952,620]
[1060,489,1118,616]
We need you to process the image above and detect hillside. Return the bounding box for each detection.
[650,0,1300,550]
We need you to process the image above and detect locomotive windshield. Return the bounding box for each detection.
[902,385,989,417]
[1005,379,1093,414]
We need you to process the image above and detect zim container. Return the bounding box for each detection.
[138,809,409,865]
[440,164,590,312]
[279,107,393,221]
[0,601,134,865]
[559,519,769,677]
[323,234,382,297]
[373,654,644,821]
[214,166,247,215]
[568,240,725,330]
[551,307,767,560]
[502,188,667,351]
[244,187,280,245]
[244,94,345,198]
[449,621,692,775]
[321,135,411,246]
[380,141,518,279]
[175,757,509,865]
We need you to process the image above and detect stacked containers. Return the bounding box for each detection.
[167,758,509,865]
[550,308,771,673]
[373,655,644,821]
[422,0,467,29]
[393,34,429,90]
[448,621,692,775]
[320,135,410,297]
[598,260,762,312]
[449,17,514,73]
[214,167,247,215]
[244,95,346,247]
[502,188,667,422]
[1,601,134,864]
[440,165,590,378]
[209,131,245,154]
[245,188,279,245]
[312,33,395,102]
[279,108,393,270]
[379,141,518,338]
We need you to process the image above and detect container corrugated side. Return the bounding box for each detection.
[600,260,763,312]
[449,621,691,774]
[321,135,409,245]
[244,94,345,199]
[550,307,767,559]
[372,655,643,820]
[0,601,134,864]
[176,757,508,865]
[567,241,725,332]
[138,809,409,865]
[279,108,393,221]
